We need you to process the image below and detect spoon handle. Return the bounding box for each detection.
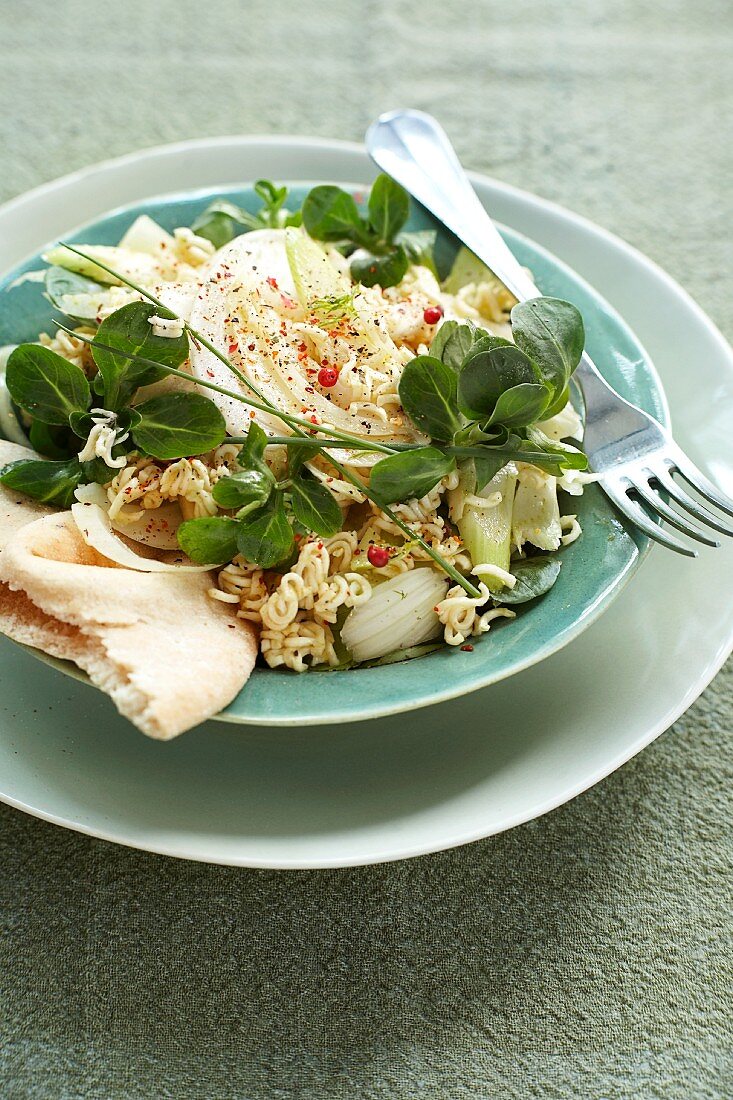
[366,109,539,304]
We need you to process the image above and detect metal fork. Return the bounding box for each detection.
[366,109,733,556]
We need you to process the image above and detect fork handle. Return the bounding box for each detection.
[366,109,612,394]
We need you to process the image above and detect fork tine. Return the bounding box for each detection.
[600,480,698,557]
[631,478,719,547]
[667,445,733,519]
[650,464,733,537]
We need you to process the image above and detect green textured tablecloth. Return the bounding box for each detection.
[1,2,731,1096]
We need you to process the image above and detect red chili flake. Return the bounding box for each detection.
[281,294,297,309]
[228,341,239,354]
[367,545,390,568]
[248,342,256,352]
[309,415,319,424]
[461,644,474,652]
[423,305,443,325]
[206,369,215,378]
[266,276,279,290]
[318,366,339,388]
[249,411,256,419]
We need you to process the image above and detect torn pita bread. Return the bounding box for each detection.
[0,439,53,548]
[0,446,258,738]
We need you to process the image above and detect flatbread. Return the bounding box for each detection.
[0,439,52,549]
[0,444,258,738]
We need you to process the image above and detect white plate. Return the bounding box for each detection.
[0,137,731,868]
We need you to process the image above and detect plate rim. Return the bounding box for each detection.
[0,135,731,867]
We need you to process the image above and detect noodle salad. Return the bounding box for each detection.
[0,176,593,672]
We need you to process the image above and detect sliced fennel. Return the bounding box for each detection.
[536,399,583,442]
[450,463,517,591]
[43,244,166,286]
[312,641,443,672]
[511,467,562,552]
[188,228,423,461]
[71,486,210,572]
[284,226,350,306]
[340,569,448,663]
[119,215,174,255]
[108,501,183,550]
[443,246,499,295]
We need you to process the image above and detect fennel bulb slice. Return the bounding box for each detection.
[188,229,423,462]
[341,569,448,663]
[119,215,175,255]
[451,463,517,591]
[284,226,350,306]
[512,467,562,552]
[72,486,209,573]
[43,245,168,286]
[536,400,583,442]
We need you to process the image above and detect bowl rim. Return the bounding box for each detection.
[0,161,669,726]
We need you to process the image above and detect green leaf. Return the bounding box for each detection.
[68,410,92,438]
[192,200,257,247]
[94,301,189,408]
[0,457,82,507]
[289,470,343,536]
[238,421,274,481]
[485,383,551,428]
[523,426,588,471]
[540,383,570,422]
[458,344,539,420]
[397,229,438,275]
[471,452,509,493]
[511,297,585,405]
[301,185,363,241]
[81,457,122,485]
[132,393,226,460]
[5,344,91,425]
[369,447,455,505]
[28,420,76,460]
[462,333,513,361]
[349,245,408,288]
[367,174,410,243]
[492,557,562,604]
[236,492,294,568]
[45,266,103,323]
[212,468,274,512]
[430,320,483,371]
[253,179,289,228]
[191,184,301,246]
[177,516,240,565]
[398,355,462,441]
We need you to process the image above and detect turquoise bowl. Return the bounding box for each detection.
[0,184,667,726]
